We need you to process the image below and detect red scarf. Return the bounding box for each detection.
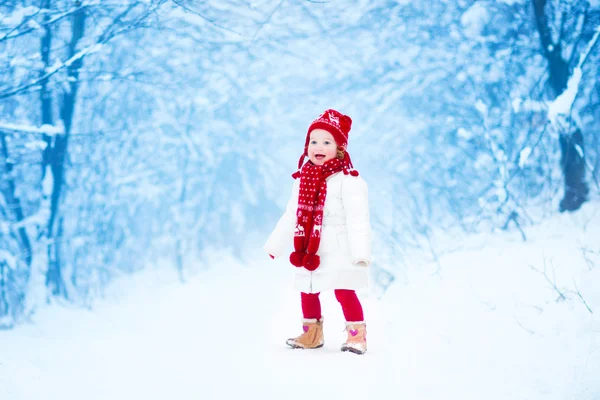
[289,158,357,271]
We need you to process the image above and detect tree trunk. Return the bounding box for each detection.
[0,132,32,268]
[594,125,600,186]
[40,0,54,181]
[0,130,32,324]
[35,0,65,299]
[0,261,8,324]
[532,0,589,212]
[45,2,86,297]
[176,156,189,283]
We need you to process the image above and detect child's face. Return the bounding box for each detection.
[308,129,338,166]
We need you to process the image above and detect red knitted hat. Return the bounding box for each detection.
[304,109,352,153]
[295,109,357,175]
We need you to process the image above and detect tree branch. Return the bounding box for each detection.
[0,2,166,100]
[532,0,554,59]
[170,0,246,37]
[567,5,589,67]
[0,6,82,43]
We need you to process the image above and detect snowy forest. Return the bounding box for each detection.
[1,0,599,329]
[1,1,600,398]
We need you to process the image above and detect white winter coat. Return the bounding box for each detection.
[264,172,371,293]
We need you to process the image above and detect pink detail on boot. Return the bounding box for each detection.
[303,325,309,332]
[349,329,358,336]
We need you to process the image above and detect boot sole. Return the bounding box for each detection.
[286,342,324,350]
[341,346,366,355]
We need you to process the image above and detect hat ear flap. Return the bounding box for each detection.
[343,151,359,176]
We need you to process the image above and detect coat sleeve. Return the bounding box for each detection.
[342,175,371,265]
[263,179,299,259]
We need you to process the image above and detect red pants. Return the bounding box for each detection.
[301,289,364,322]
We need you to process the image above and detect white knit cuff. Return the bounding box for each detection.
[345,321,365,326]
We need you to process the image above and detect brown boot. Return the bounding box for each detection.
[285,318,324,349]
[341,321,367,354]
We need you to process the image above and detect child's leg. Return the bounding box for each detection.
[287,292,324,349]
[300,292,322,320]
[334,289,364,321]
[335,289,367,354]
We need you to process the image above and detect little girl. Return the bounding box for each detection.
[264,109,371,355]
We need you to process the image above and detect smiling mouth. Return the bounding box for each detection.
[315,154,326,160]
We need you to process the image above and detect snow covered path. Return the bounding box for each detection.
[1,211,599,400]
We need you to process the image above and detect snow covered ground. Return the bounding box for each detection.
[1,204,599,400]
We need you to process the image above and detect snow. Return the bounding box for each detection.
[460,3,489,38]
[512,97,521,112]
[24,140,48,151]
[474,99,488,116]
[457,127,473,140]
[0,250,17,270]
[0,122,64,136]
[23,241,49,317]
[513,99,546,113]
[548,26,600,124]
[547,67,582,123]
[1,204,599,400]
[1,5,40,27]
[38,43,104,81]
[0,220,9,235]
[42,166,53,196]
[518,146,532,167]
[12,208,50,230]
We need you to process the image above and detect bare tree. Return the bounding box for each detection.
[532,0,597,212]
[43,0,87,297]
